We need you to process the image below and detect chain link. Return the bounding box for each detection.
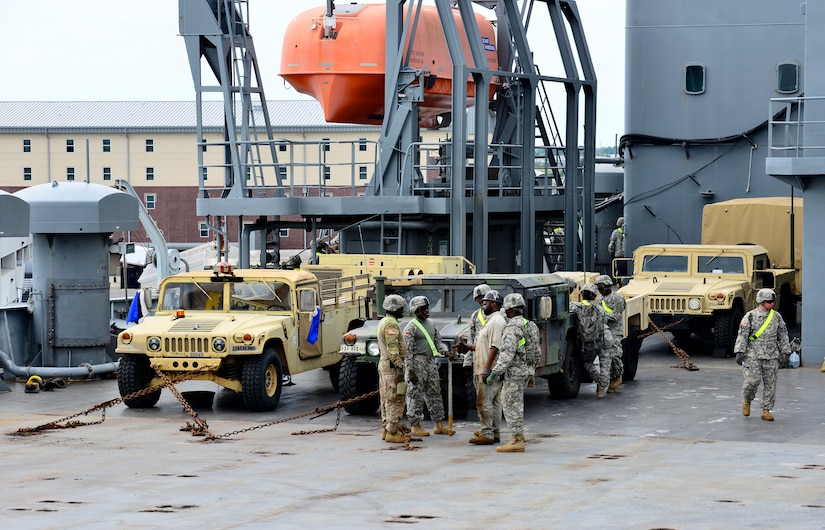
[645,317,699,371]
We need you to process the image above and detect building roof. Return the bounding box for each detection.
[0,100,380,133]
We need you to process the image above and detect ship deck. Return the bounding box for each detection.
[2,332,824,528]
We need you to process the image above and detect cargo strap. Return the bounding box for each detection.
[749,309,774,341]
[411,318,439,356]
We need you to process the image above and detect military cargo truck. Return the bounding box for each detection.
[337,273,585,416]
[116,264,371,411]
[617,244,795,356]
[302,253,475,279]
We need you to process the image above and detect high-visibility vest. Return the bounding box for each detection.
[749,309,775,341]
[411,318,439,356]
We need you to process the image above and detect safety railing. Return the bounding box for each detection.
[769,96,825,157]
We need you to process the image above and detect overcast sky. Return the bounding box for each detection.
[1,0,625,146]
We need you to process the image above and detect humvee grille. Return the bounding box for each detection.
[163,336,213,354]
[650,297,687,312]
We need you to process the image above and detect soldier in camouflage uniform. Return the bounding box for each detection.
[570,283,610,397]
[487,293,534,452]
[734,288,791,421]
[596,275,626,393]
[404,296,453,436]
[377,294,408,443]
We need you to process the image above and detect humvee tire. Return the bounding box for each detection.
[119,354,162,409]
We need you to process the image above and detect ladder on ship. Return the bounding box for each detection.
[380,214,403,255]
[534,68,565,191]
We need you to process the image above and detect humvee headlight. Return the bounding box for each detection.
[213,337,227,352]
[147,337,161,351]
[367,341,380,357]
[688,298,701,310]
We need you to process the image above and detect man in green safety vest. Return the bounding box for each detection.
[734,288,792,421]
[403,296,454,437]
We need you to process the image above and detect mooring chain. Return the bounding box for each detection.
[637,317,689,341]
[646,317,699,371]
[14,371,206,435]
[203,389,381,441]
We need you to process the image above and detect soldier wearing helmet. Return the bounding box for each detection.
[457,284,492,362]
[570,282,610,398]
[485,293,539,453]
[595,275,626,393]
[403,296,453,436]
[377,294,408,443]
[608,216,626,259]
[466,289,506,445]
[734,287,791,422]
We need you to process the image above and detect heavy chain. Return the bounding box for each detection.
[202,389,380,441]
[646,317,698,371]
[14,370,205,435]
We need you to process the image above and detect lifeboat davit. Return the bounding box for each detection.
[280,3,498,128]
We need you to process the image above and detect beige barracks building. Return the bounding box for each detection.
[0,100,443,249]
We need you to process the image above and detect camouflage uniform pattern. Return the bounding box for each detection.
[403,317,448,424]
[734,308,791,410]
[570,301,610,390]
[608,226,625,258]
[490,314,530,436]
[600,291,626,379]
[470,311,505,439]
[377,315,406,434]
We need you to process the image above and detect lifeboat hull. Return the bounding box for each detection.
[280,3,498,127]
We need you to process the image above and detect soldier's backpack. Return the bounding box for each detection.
[576,303,603,344]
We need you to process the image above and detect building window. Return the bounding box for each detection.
[278,140,287,152]
[245,167,251,181]
[23,167,32,181]
[359,166,368,180]
[685,64,705,95]
[278,167,287,180]
[102,139,111,152]
[359,138,367,151]
[199,222,209,238]
[279,228,289,237]
[67,167,75,181]
[322,138,330,151]
[146,167,154,181]
[145,194,156,210]
[323,166,331,180]
[103,167,112,181]
[145,139,154,152]
[777,62,799,94]
[202,167,208,181]
[23,139,31,153]
[66,139,75,153]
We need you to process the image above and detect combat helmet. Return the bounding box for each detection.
[473,284,492,300]
[595,274,613,287]
[580,283,598,296]
[756,288,776,304]
[409,296,430,313]
[502,293,526,311]
[382,294,407,312]
[482,290,503,304]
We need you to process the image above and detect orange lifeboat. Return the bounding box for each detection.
[280,3,498,128]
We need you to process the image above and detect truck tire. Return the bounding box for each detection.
[339,355,379,415]
[622,328,642,381]
[714,307,742,355]
[118,354,161,408]
[242,347,284,412]
[549,338,581,399]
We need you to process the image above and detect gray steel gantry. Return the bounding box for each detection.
[178,0,596,274]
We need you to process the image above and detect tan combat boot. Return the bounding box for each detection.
[382,428,387,440]
[761,409,774,421]
[742,400,751,417]
[596,385,606,398]
[411,423,430,436]
[434,420,454,435]
[496,434,525,453]
[607,376,622,393]
[385,431,406,443]
[469,435,494,445]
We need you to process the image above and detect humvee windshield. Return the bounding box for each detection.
[229,281,292,311]
[641,255,688,273]
[161,281,225,310]
[697,255,744,274]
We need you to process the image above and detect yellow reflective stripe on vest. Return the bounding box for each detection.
[478,310,487,327]
[749,309,775,341]
[601,300,614,313]
[582,300,590,306]
[518,317,529,347]
[411,318,439,356]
